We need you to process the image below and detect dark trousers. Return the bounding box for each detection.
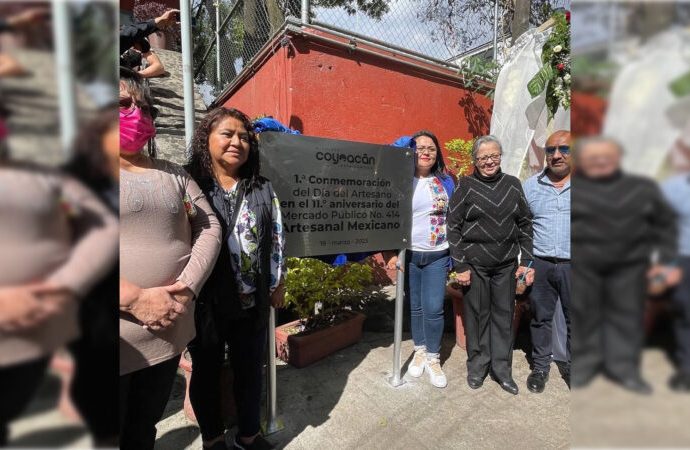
[529,257,571,372]
[673,256,690,374]
[463,261,517,381]
[571,261,647,385]
[0,357,50,446]
[188,315,267,441]
[119,356,180,450]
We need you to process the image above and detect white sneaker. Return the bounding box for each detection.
[408,349,426,377]
[426,357,447,388]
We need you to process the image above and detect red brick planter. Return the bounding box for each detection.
[276,311,366,368]
[447,285,524,349]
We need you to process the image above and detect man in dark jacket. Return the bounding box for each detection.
[571,136,681,394]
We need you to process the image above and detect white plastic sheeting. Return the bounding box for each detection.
[490,27,570,179]
[603,29,690,177]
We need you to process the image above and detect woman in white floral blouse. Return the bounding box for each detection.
[186,107,285,450]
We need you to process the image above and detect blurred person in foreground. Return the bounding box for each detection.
[571,136,681,394]
[0,7,49,78]
[523,130,572,393]
[662,169,690,392]
[61,107,120,446]
[0,101,119,446]
[118,67,221,450]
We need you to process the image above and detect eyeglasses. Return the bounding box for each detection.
[416,146,437,154]
[545,145,570,155]
[476,153,501,163]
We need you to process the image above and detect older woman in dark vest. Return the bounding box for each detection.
[448,135,534,395]
[186,107,285,450]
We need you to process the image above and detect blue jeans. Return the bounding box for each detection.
[406,249,449,356]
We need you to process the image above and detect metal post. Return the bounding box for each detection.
[52,0,77,157]
[301,0,310,25]
[388,249,406,387]
[263,306,284,435]
[180,0,195,153]
[492,0,499,62]
[215,0,221,84]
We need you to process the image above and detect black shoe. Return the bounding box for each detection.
[467,375,484,389]
[498,378,519,395]
[614,376,653,395]
[526,369,549,393]
[669,372,690,392]
[233,435,274,450]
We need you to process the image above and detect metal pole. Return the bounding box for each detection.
[215,0,221,85]
[388,249,406,387]
[263,306,284,435]
[180,0,195,153]
[492,0,499,62]
[301,0,309,25]
[52,0,77,157]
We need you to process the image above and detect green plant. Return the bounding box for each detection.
[445,138,475,176]
[284,257,373,332]
[527,11,571,120]
[458,55,500,98]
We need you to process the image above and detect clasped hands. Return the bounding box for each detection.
[0,283,76,333]
[122,281,194,331]
[452,266,535,287]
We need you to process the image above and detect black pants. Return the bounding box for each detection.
[0,357,50,446]
[672,256,690,374]
[188,311,267,441]
[119,356,180,450]
[571,261,647,385]
[529,257,571,372]
[463,261,517,381]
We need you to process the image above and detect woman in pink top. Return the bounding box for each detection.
[0,102,119,446]
[118,68,222,450]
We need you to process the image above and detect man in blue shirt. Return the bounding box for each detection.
[522,130,571,393]
[662,171,690,391]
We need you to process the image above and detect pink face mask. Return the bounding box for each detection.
[120,106,156,154]
[0,118,8,141]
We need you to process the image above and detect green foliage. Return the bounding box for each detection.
[284,257,373,331]
[445,138,475,176]
[527,11,570,120]
[458,55,500,98]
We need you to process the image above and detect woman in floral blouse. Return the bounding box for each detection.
[388,131,455,389]
[186,107,285,450]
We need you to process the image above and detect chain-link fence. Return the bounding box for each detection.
[193,0,570,104]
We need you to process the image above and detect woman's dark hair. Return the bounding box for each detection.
[119,66,157,158]
[63,105,118,192]
[412,130,449,178]
[186,107,263,191]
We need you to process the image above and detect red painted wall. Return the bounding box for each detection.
[220,27,493,163]
[572,91,607,137]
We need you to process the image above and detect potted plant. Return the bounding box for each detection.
[276,257,372,368]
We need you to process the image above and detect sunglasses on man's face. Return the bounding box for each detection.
[545,145,570,155]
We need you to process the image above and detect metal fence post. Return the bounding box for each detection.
[301,0,310,24]
[388,249,406,387]
[51,0,77,158]
[215,0,221,84]
[180,0,195,152]
[492,0,499,62]
[263,306,284,435]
